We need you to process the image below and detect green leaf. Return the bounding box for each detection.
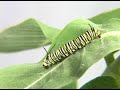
[99,18,120,31]
[61,81,78,89]
[80,76,118,89]
[0,18,60,52]
[89,8,120,65]
[98,18,120,66]
[36,20,61,42]
[0,18,120,88]
[102,55,120,88]
[96,18,120,66]
[80,55,120,89]
[89,8,120,24]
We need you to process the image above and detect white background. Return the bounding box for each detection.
[0,1,120,88]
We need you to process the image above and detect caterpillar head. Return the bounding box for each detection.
[43,59,49,69]
[43,44,56,69]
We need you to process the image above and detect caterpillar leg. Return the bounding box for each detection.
[98,34,101,38]
[43,64,49,69]
[88,41,91,45]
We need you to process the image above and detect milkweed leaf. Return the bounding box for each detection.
[0,18,120,88]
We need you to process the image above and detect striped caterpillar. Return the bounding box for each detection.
[43,24,101,69]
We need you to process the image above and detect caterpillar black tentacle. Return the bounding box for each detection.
[43,24,101,69]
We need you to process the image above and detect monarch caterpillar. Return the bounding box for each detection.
[43,24,101,69]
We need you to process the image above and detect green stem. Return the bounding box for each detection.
[104,51,118,66]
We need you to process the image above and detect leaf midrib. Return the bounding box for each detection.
[24,62,62,89]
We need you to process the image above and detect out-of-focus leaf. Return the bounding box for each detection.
[0,18,61,52]
[36,20,61,42]
[89,8,120,24]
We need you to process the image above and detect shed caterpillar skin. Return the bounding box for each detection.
[43,24,101,69]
